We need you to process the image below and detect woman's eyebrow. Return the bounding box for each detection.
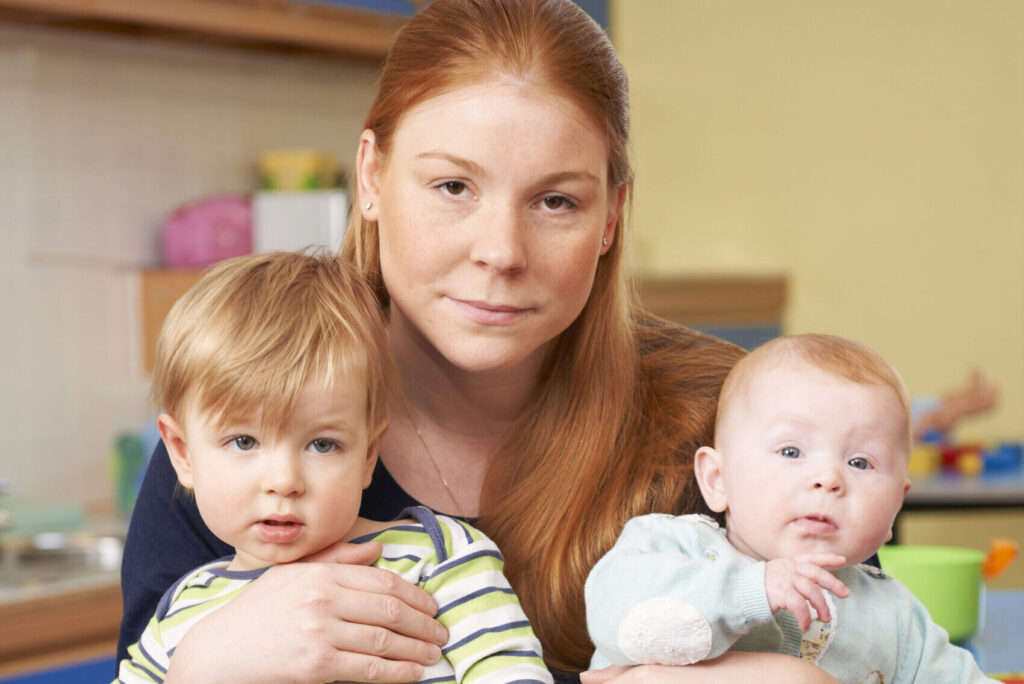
[540,170,601,186]
[416,151,486,177]
[415,151,601,187]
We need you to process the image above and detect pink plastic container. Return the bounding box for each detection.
[162,194,252,268]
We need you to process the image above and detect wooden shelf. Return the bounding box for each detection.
[0,0,409,60]
[638,274,787,326]
[141,268,207,375]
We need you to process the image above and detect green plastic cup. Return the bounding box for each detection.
[877,544,985,642]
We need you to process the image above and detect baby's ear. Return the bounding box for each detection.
[694,446,728,513]
[158,413,194,489]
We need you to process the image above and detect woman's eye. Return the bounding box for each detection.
[848,457,871,470]
[541,195,575,210]
[440,180,466,196]
[779,446,801,459]
[230,435,257,451]
[308,438,338,454]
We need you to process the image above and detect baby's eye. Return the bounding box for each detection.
[439,180,467,196]
[308,438,338,454]
[230,435,257,451]
[779,446,801,459]
[848,456,871,470]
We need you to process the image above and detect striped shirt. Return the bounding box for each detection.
[116,506,551,683]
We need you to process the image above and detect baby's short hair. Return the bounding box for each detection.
[152,251,394,435]
[717,333,912,448]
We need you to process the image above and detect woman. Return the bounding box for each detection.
[119,1,839,682]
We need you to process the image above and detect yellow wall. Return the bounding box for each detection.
[612,1,1023,442]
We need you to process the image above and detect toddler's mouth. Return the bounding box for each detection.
[256,518,303,543]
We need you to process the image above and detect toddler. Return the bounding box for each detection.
[116,251,551,684]
[585,334,995,684]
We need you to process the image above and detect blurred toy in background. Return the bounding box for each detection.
[909,370,1021,478]
[162,194,252,268]
[110,432,146,517]
[914,370,999,442]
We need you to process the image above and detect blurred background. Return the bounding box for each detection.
[0,0,1021,679]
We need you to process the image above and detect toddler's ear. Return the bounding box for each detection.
[694,446,728,513]
[158,413,194,489]
[362,419,388,489]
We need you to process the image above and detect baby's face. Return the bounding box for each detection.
[714,362,910,566]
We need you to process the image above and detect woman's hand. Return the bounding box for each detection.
[580,652,841,683]
[164,541,448,684]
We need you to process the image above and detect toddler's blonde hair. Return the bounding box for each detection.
[152,250,394,436]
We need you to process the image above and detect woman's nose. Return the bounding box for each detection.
[470,203,527,274]
[263,453,304,497]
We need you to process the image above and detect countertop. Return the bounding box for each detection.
[904,471,1024,509]
[0,516,125,673]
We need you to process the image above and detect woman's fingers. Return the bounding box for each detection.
[324,620,443,667]
[324,587,448,658]
[281,562,448,647]
[307,539,385,565]
[311,647,431,683]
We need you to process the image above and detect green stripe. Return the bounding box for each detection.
[463,652,547,681]
[441,590,523,626]
[446,624,540,662]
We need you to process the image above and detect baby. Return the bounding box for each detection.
[116,251,551,684]
[585,334,995,683]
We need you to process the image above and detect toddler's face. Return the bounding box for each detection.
[708,362,910,566]
[165,374,383,571]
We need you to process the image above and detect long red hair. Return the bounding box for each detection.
[341,0,744,670]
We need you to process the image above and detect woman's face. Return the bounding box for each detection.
[358,82,623,376]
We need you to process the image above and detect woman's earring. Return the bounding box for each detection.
[364,201,373,211]
[602,237,609,247]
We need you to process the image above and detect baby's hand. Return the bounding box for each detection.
[764,554,850,631]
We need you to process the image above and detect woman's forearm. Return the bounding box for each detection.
[581,652,841,684]
[690,651,840,683]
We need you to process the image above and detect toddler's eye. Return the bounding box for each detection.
[309,438,338,454]
[848,457,871,470]
[779,446,801,459]
[231,435,257,451]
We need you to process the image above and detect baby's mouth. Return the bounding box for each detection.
[793,515,838,535]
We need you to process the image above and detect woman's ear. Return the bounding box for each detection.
[356,129,381,222]
[158,413,194,489]
[601,183,627,255]
[694,446,728,513]
[362,419,388,489]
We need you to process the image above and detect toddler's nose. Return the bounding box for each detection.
[263,453,305,497]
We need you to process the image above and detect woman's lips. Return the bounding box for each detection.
[256,519,303,543]
[449,297,531,325]
[792,515,838,535]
